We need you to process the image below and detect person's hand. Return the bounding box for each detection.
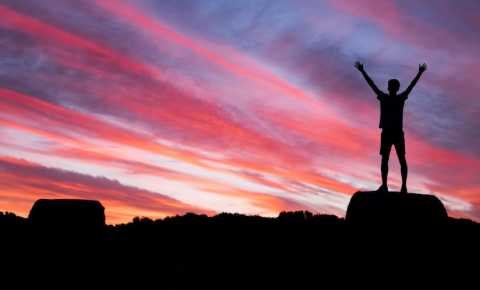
[355,61,364,72]
[419,63,427,73]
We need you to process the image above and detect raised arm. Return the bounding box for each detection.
[355,62,383,96]
[402,63,427,96]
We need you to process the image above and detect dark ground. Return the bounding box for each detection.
[1,210,479,286]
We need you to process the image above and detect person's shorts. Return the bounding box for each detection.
[380,130,405,156]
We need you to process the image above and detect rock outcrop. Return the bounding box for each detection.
[28,199,105,233]
[346,191,448,226]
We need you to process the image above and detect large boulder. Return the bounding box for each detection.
[29,199,105,234]
[346,191,448,226]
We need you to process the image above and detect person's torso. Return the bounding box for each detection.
[379,94,406,130]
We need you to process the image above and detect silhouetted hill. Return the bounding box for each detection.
[1,198,479,242]
[1,198,479,284]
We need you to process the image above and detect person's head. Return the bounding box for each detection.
[388,79,400,94]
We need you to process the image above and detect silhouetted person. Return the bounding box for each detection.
[355,62,427,193]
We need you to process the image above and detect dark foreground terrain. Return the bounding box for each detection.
[2,210,479,279]
[1,195,479,285]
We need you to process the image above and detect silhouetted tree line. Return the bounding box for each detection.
[2,209,478,242]
[1,209,479,282]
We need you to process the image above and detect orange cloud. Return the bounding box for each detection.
[0,156,213,224]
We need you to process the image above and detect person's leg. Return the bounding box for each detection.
[398,153,408,193]
[378,131,391,192]
[381,154,389,187]
[396,131,408,193]
[380,154,389,190]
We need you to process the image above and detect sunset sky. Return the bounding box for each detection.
[0,0,479,223]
